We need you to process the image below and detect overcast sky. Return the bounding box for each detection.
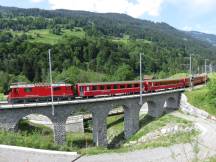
[1,0,216,34]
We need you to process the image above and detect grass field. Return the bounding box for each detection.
[0,114,198,155]
[112,37,152,45]
[11,28,154,45]
[13,28,85,44]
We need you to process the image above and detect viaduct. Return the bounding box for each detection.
[0,89,184,147]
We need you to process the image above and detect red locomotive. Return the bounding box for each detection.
[8,83,74,103]
[7,74,208,104]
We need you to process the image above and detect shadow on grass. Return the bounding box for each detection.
[107,116,124,129]
[139,115,156,128]
[68,139,94,149]
[108,115,156,149]
[164,108,178,114]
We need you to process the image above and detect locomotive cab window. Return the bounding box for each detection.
[54,87,61,91]
[24,88,32,93]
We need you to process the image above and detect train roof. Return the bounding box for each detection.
[10,83,72,88]
[76,77,187,86]
[76,74,207,86]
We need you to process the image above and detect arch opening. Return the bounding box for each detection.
[146,100,164,118]
[16,114,53,135]
[65,109,94,149]
[164,97,178,112]
[10,113,58,150]
[107,106,124,148]
[139,101,156,133]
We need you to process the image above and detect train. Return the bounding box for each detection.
[7,74,208,104]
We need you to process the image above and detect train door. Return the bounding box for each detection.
[80,86,84,96]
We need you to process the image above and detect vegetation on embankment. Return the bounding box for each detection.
[206,156,216,162]
[0,114,198,155]
[185,74,216,116]
[0,93,6,101]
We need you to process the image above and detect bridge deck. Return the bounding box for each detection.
[0,89,184,109]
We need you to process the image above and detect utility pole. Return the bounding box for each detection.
[209,64,213,73]
[205,59,208,86]
[49,49,55,116]
[189,54,193,89]
[139,53,143,105]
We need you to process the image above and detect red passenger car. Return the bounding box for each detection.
[146,79,185,92]
[76,81,148,97]
[76,78,185,98]
[8,83,74,103]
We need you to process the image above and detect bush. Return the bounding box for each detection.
[207,76,216,97]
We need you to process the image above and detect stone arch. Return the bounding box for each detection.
[8,111,52,132]
[140,102,148,115]
[65,107,94,149]
[106,105,124,147]
[15,113,53,132]
[147,100,165,117]
[165,97,178,111]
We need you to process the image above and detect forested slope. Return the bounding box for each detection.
[0,6,215,93]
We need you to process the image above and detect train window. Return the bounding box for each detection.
[24,88,32,93]
[107,85,111,89]
[54,87,61,91]
[92,86,97,90]
[120,85,125,89]
[114,85,118,89]
[101,85,105,89]
[128,84,132,88]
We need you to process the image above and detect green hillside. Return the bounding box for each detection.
[0,6,215,93]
